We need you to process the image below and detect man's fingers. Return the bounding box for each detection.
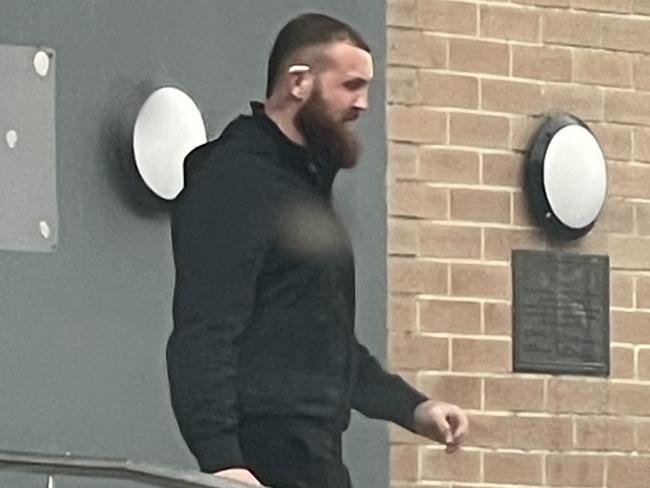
[416,400,470,451]
[436,422,452,444]
[445,442,461,454]
[440,406,469,451]
[450,409,470,438]
[432,410,453,443]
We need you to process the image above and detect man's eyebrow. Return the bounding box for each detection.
[343,78,370,90]
[345,73,373,83]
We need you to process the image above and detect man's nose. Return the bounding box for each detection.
[354,90,369,111]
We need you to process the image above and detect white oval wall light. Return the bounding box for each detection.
[133,87,207,200]
[33,50,51,77]
[526,113,607,240]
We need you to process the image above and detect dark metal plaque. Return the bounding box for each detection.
[513,250,609,376]
[0,44,57,252]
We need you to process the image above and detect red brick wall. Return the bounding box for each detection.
[386,1,650,486]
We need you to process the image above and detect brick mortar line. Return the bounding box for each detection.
[604,269,650,276]
[391,181,519,190]
[416,444,423,483]
[417,373,546,380]
[465,409,650,417]
[386,217,519,227]
[570,33,577,81]
[478,151,486,186]
[388,99,650,117]
[444,29,451,89]
[475,0,481,39]
[426,372,650,386]
[446,257,452,292]
[419,445,650,457]
[479,275,486,331]
[611,271,650,279]
[616,343,650,349]
[607,342,650,349]
[508,30,514,76]
[387,103,542,117]
[392,257,509,265]
[387,294,649,304]
[392,484,448,488]
[389,23,650,44]
[386,107,650,127]
[542,6,650,21]
[415,370,650,381]
[480,377,486,410]
[445,187,451,220]
[408,0,650,18]
[397,25,650,46]
[390,295,510,306]
[392,156,635,168]
[420,332,511,339]
[448,330,454,378]
[536,6,544,45]
[387,82,650,102]
[415,296,422,334]
[389,254,506,263]
[611,306,650,312]
[386,137,636,147]
[634,204,642,236]
[388,259,650,269]
[386,219,537,230]
[388,67,650,89]
[386,68,650,89]
[392,293,511,303]
[599,232,650,240]
[409,480,631,488]
[388,217,523,226]
[622,197,650,204]
[390,143,522,155]
[572,412,578,445]
[389,179,650,198]
[390,256,512,264]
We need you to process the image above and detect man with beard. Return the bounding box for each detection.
[166,13,469,488]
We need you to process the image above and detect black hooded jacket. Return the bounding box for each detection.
[166,103,427,473]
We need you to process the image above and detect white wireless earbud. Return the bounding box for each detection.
[288,64,310,73]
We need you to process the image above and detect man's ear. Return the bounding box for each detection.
[288,65,314,101]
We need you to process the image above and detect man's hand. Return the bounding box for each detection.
[214,468,262,486]
[413,400,469,453]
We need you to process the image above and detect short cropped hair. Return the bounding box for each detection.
[266,13,370,98]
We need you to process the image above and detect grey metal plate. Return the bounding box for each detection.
[0,449,253,487]
[0,44,57,252]
[513,250,610,376]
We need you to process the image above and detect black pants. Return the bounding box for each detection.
[239,417,353,488]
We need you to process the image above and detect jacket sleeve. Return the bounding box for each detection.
[166,150,270,473]
[351,339,428,433]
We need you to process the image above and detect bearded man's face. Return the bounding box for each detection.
[295,42,373,169]
[295,84,360,168]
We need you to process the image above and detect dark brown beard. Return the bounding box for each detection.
[295,87,360,169]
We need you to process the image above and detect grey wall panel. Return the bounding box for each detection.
[0,44,58,252]
[0,1,386,487]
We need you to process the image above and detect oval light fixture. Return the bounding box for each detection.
[526,113,607,240]
[33,50,51,77]
[133,87,207,200]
